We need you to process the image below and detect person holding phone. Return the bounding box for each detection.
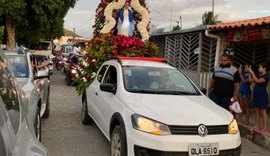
[247,61,270,133]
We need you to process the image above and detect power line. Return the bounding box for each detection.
[74,15,95,29]
[149,6,178,23]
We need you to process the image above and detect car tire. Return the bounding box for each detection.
[111,125,127,156]
[34,107,41,141]
[42,89,50,118]
[81,97,93,125]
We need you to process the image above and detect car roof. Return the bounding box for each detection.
[3,50,25,56]
[108,57,174,69]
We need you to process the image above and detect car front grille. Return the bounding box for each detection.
[169,125,228,135]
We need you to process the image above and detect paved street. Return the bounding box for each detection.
[42,70,270,156]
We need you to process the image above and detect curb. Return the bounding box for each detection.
[239,123,270,150]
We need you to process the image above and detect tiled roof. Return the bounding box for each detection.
[208,16,270,31]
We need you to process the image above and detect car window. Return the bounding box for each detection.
[6,55,29,78]
[123,66,199,95]
[103,66,117,85]
[97,65,109,83]
[0,55,20,134]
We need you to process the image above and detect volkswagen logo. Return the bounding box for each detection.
[198,124,208,137]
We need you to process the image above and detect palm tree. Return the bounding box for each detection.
[202,11,220,25]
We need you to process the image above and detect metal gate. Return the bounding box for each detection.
[232,41,270,67]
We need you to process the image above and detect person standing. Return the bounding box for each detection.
[238,64,252,125]
[117,2,135,36]
[247,61,270,133]
[208,49,240,110]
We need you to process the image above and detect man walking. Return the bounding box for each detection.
[208,48,240,110]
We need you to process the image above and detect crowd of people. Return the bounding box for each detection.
[208,47,270,134]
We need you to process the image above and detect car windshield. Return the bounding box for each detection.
[6,55,29,78]
[123,66,199,95]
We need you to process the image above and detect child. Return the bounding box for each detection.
[238,64,252,125]
[247,62,270,133]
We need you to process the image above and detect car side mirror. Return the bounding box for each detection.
[100,83,116,94]
[34,69,49,80]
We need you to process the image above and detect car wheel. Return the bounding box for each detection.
[111,125,127,156]
[42,90,50,118]
[34,107,41,141]
[81,97,93,125]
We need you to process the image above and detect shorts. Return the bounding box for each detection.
[239,92,251,99]
[209,93,231,110]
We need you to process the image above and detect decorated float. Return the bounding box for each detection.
[76,0,160,94]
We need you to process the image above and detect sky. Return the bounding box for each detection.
[64,0,270,38]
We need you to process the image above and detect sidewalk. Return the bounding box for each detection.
[237,109,270,150]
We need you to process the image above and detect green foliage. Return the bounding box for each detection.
[172,25,181,31]
[202,11,221,25]
[75,34,159,95]
[0,0,77,46]
[0,26,4,43]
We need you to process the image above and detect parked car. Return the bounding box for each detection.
[82,57,241,156]
[5,50,51,140]
[0,50,50,155]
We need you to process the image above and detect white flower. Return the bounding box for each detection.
[101,0,125,34]
[130,0,150,41]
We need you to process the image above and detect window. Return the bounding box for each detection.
[103,66,117,84]
[97,65,109,83]
[0,55,20,135]
[6,55,29,78]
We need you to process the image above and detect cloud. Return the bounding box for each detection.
[64,0,270,37]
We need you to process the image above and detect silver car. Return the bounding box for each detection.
[0,51,50,156]
[4,50,51,141]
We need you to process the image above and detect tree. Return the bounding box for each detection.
[0,0,76,49]
[172,25,181,31]
[0,0,26,49]
[93,0,150,37]
[202,11,220,25]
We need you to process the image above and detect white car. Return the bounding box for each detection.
[82,57,241,156]
[5,50,51,141]
[0,50,50,156]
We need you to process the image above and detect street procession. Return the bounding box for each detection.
[0,0,270,156]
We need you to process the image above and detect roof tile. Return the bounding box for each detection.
[208,16,270,31]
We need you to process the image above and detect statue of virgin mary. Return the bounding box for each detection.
[117,1,135,36]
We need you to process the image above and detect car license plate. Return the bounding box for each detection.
[188,143,219,156]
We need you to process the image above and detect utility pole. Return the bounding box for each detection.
[180,16,182,30]
[212,0,214,16]
[73,27,76,43]
[170,8,172,31]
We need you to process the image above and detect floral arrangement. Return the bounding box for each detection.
[93,0,150,38]
[100,0,150,41]
[75,33,159,94]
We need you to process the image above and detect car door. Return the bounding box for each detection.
[0,54,21,155]
[86,64,109,126]
[95,65,122,136]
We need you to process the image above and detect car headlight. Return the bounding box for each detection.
[131,114,171,135]
[71,69,77,74]
[228,119,239,134]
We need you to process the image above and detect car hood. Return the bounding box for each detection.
[122,93,233,125]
